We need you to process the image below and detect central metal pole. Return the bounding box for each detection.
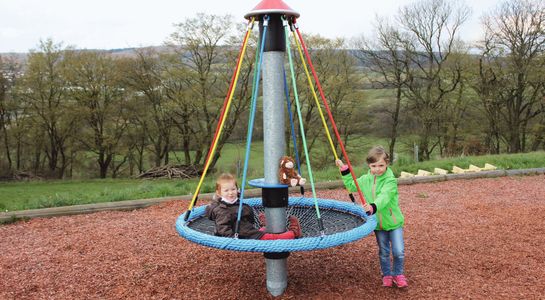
[260,14,289,297]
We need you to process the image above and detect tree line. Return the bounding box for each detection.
[0,0,544,179]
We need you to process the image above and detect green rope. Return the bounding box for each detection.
[283,18,323,231]
[250,31,261,110]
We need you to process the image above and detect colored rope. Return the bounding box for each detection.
[289,25,356,204]
[289,35,338,161]
[283,18,323,233]
[185,18,255,220]
[282,65,302,175]
[293,21,367,205]
[283,65,305,195]
[234,15,269,237]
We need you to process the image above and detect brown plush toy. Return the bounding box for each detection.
[278,156,306,187]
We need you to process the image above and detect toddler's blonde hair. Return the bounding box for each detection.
[215,173,238,193]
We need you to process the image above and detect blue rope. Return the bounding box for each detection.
[177,197,376,252]
[282,65,302,175]
[234,15,269,237]
[283,17,323,232]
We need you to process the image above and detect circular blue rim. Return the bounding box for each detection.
[248,178,288,188]
[176,197,377,252]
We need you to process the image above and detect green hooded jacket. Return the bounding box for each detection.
[341,167,404,231]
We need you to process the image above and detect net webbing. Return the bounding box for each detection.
[188,204,366,238]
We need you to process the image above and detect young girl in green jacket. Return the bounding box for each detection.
[336,146,408,288]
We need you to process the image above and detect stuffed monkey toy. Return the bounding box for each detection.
[278,156,306,187]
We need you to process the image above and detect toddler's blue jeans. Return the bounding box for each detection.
[375,227,405,276]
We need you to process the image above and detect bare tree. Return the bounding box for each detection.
[64,51,130,178]
[353,18,412,160]
[396,0,471,160]
[160,53,195,165]
[0,55,16,171]
[1,57,30,172]
[439,48,476,156]
[122,48,173,167]
[20,40,77,178]
[167,14,253,169]
[287,34,362,167]
[530,100,545,151]
[473,40,506,154]
[479,0,545,153]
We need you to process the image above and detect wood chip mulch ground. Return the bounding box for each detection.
[1,175,544,299]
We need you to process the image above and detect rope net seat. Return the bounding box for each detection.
[176,197,377,252]
[176,14,378,253]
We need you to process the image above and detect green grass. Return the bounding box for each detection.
[388,151,545,176]
[1,148,543,212]
[209,142,265,176]
[0,178,205,212]
[362,88,395,104]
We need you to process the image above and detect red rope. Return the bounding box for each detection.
[294,23,367,205]
[197,20,253,195]
[204,20,252,171]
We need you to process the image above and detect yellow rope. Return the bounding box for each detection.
[186,18,255,212]
[291,30,339,160]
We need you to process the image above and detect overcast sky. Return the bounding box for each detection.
[1,0,501,53]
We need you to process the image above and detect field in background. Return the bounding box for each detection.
[1,149,544,212]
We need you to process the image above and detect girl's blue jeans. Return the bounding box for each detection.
[375,227,405,276]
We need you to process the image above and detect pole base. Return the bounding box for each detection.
[266,258,288,296]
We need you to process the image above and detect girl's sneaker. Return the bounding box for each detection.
[382,275,394,287]
[393,275,408,288]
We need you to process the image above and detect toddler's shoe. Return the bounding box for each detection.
[382,275,393,287]
[393,275,408,288]
[288,215,302,238]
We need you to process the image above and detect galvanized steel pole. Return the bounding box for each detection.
[245,1,300,296]
[260,14,289,297]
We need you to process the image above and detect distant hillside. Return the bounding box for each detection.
[1,46,181,60]
[2,47,440,76]
[1,46,376,66]
[0,52,28,64]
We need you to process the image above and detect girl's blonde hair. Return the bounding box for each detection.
[366,146,390,164]
[215,173,238,192]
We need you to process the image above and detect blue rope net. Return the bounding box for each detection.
[176,197,377,252]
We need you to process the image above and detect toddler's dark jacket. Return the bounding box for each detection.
[205,198,265,239]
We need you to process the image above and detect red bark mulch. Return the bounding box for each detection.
[1,175,544,299]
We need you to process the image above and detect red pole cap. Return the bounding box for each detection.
[244,0,300,19]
